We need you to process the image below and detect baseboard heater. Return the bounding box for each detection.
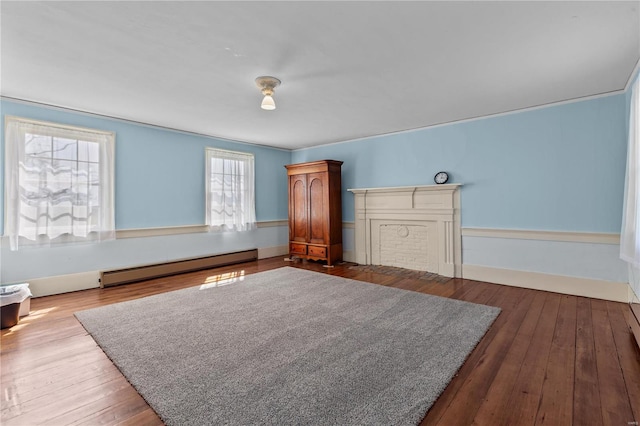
[100,249,258,288]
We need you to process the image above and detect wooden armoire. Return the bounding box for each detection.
[285,160,343,266]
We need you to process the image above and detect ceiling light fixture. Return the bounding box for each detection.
[255,76,281,110]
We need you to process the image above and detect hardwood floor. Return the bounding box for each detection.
[1,257,639,425]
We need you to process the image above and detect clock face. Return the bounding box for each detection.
[434,171,449,184]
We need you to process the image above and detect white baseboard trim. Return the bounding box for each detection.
[257,245,289,259]
[462,264,629,303]
[28,271,100,298]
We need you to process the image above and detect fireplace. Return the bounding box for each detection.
[348,184,462,277]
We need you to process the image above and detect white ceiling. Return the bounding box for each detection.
[1,1,639,150]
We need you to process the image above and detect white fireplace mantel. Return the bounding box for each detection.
[348,184,462,277]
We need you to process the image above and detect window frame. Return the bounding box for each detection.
[205,147,256,233]
[4,115,116,250]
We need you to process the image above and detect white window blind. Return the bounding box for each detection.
[205,148,256,232]
[4,116,115,250]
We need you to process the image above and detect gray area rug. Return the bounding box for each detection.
[75,267,500,426]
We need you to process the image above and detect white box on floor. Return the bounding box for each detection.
[1,284,31,328]
[19,297,30,317]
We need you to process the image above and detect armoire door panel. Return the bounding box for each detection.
[290,176,308,242]
[308,174,326,244]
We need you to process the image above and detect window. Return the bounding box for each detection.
[622,77,640,302]
[4,116,115,250]
[205,148,256,232]
[621,79,639,268]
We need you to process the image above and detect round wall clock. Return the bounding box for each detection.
[434,171,449,184]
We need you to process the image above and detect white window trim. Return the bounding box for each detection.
[4,115,116,250]
[205,147,256,233]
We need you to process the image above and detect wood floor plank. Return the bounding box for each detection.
[591,299,635,425]
[605,301,640,423]
[2,353,119,409]
[461,282,502,307]
[534,295,577,425]
[2,374,129,424]
[447,278,489,302]
[470,291,547,425]
[433,287,536,425]
[1,257,639,426]
[1,317,90,353]
[114,408,163,426]
[457,283,501,307]
[500,292,562,426]
[573,297,604,426]
[1,332,97,373]
[56,384,149,426]
[421,284,526,425]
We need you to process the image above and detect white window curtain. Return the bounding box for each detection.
[5,116,115,250]
[621,78,640,297]
[205,148,256,232]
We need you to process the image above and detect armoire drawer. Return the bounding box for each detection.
[307,245,327,258]
[290,243,307,255]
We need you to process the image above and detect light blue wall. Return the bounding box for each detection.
[2,94,628,236]
[0,99,290,233]
[292,94,627,233]
[0,99,291,285]
[0,91,631,288]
